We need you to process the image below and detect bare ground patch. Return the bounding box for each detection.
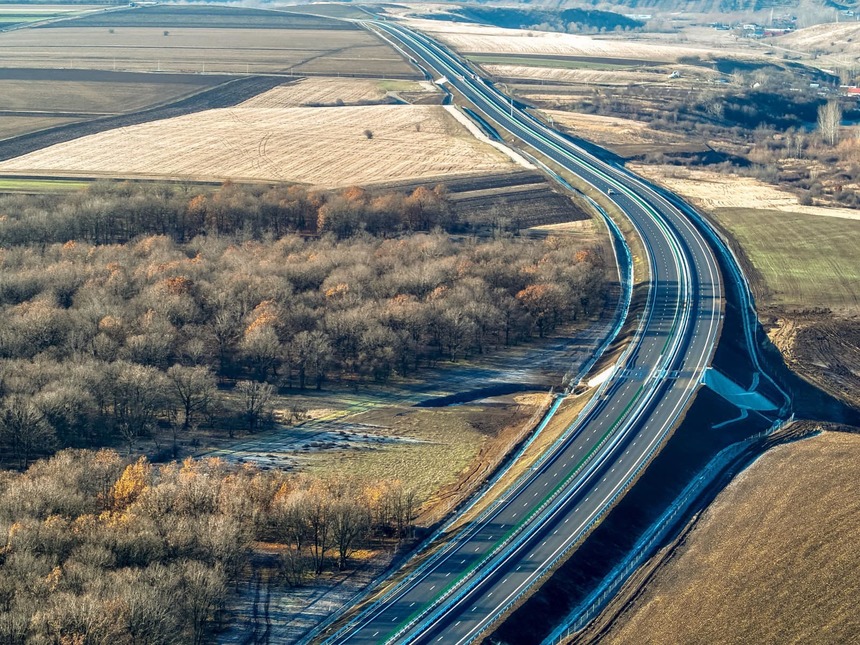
[637,164,860,409]
[590,431,860,645]
[0,104,514,186]
[483,64,669,85]
[239,77,388,107]
[404,18,721,61]
[631,164,860,222]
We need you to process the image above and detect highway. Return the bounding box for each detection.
[321,21,725,645]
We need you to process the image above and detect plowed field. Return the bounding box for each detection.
[0,104,513,186]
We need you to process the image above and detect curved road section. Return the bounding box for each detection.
[323,22,724,645]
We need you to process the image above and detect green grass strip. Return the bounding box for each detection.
[386,383,646,640]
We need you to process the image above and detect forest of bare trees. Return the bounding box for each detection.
[0,181,457,246]
[0,182,605,466]
[0,450,417,644]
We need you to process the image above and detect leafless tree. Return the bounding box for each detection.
[235,380,273,433]
[167,365,216,431]
[818,100,843,147]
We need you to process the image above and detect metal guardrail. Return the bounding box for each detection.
[541,415,793,645]
[364,23,703,645]
[308,33,639,645]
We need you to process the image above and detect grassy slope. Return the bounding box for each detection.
[602,431,860,644]
[714,208,860,312]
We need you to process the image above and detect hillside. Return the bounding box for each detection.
[776,21,860,54]
[415,6,643,32]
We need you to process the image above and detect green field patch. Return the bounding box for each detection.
[0,177,89,193]
[714,208,860,311]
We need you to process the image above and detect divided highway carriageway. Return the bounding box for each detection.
[322,21,725,645]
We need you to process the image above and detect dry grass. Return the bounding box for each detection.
[775,22,860,55]
[632,164,860,222]
[239,78,390,107]
[0,115,81,140]
[529,219,597,235]
[450,392,590,530]
[0,78,209,114]
[602,431,860,645]
[548,111,690,152]
[0,104,513,186]
[302,405,497,509]
[405,18,716,61]
[0,27,412,75]
[484,65,668,85]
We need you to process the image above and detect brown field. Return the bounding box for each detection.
[0,104,514,186]
[0,26,415,76]
[631,164,860,222]
[0,115,81,140]
[0,77,214,114]
[547,112,693,156]
[775,22,860,55]
[484,64,669,85]
[239,77,431,108]
[405,18,717,61]
[593,431,860,645]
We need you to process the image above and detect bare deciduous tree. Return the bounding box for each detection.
[818,100,842,147]
[235,380,273,433]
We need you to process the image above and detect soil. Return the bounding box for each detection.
[578,427,860,645]
[0,103,513,185]
[0,75,288,162]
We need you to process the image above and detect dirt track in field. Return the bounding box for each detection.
[0,75,286,162]
[0,103,514,186]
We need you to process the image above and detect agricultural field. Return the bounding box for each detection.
[0,67,231,142]
[631,165,860,222]
[593,431,860,645]
[0,26,413,76]
[0,5,416,77]
[775,22,860,56]
[0,68,223,115]
[712,208,860,312]
[0,104,515,186]
[239,77,436,108]
[546,111,698,157]
[0,115,80,140]
[0,3,100,29]
[403,17,719,62]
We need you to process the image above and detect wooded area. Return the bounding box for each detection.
[0,182,605,466]
[0,450,416,644]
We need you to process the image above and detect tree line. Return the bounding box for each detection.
[0,449,416,644]
[0,181,462,246]
[0,223,604,463]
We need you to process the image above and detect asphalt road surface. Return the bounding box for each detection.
[322,21,725,645]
